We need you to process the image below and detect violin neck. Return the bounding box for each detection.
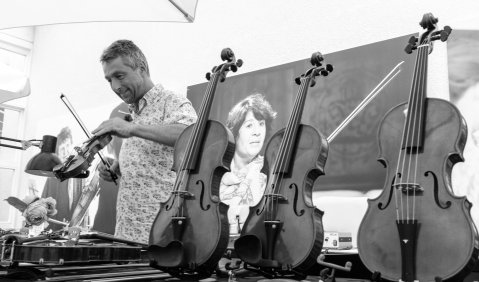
[402,44,429,152]
[272,76,312,174]
[181,72,221,171]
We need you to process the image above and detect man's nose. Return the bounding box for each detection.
[112,80,121,92]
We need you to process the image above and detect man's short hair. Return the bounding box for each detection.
[100,39,150,76]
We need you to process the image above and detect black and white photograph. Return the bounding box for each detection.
[1,1,479,281]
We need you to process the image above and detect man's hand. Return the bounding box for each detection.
[92,117,134,138]
[98,159,121,182]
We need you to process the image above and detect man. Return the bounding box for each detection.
[93,40,197,244]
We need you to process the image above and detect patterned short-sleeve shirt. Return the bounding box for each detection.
[116,84,197,243]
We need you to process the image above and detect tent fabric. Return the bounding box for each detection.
[0,0,198,30]
[0,0,197,103]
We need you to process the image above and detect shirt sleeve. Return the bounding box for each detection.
[163,91,198,126]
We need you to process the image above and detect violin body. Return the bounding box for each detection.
[237,124,327,274]
[358,98,479,281]
[234,52,332,278]
[53,134,112,181]
[1,233,143,266]
[149,120,234,279]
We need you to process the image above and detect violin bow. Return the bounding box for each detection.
[60,94,118,184]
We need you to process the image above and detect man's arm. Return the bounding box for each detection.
[92,117,187,147]
[130,122,187,147]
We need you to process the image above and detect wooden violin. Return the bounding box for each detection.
[357,13,479,282]
[1,231,143,266]
[53,94,118,184]
[234,52,333,279]
[148,48,242,279]
[53,134,113,182]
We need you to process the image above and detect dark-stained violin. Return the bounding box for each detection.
[52,94,118,184]
[357,13,479,282]
[148,48,242,279]
[53,134,112,182]
[234,52,333,279]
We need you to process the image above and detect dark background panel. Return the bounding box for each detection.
[187,34,415,192]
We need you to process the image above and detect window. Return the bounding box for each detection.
[0,27,33,229]
[0,104,24,228]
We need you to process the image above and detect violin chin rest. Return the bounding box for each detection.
[147,240,184,267]
[234,235,279,268]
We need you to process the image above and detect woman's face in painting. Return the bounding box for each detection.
[235,110,266,162]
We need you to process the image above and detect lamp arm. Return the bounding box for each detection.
[0,136,42,150]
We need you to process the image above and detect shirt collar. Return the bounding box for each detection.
[128,84,164,115]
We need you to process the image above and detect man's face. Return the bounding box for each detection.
[103,56,146,104]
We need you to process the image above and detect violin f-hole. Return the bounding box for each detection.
[378,174,399,210]
[426,171,451,209]
[196,180,211,211]
[289,183,305,216]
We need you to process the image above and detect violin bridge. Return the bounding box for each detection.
[171,191,194,199]
[264,193,288,202]
[393,183,424,194]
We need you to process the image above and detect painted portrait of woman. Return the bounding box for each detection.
[219,93,277,233]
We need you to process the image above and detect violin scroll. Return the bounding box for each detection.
[295,52,334,86]
[310,52,324,66]
[419,13,438,30]
[206,48,243,81]
[405,13,452,54]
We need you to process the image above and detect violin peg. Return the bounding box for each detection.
[405,43,416,54]
[408,36,418,45]
[236,59,243,68]
[206,72,211,81]
[440,26,452,42]
[320,69,329,76]
[230,65,238,73]
[326,64,333,73]
[295,77,301,85]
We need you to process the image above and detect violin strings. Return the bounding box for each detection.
[174,70,218,217]
[399,42,428,222]
[404,45,425,222]
[267,76,308,222]
[412,45,429,221]
[406,46,424,222]
[395,41,422,222]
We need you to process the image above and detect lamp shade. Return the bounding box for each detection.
[25,135,62,177]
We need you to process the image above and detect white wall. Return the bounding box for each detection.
[25,0,479,127]
[11,0,479,229]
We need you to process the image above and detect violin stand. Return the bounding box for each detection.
[316,254,352,282]
[240,261,307,280]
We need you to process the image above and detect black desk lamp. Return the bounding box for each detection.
[0,135,62,177]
